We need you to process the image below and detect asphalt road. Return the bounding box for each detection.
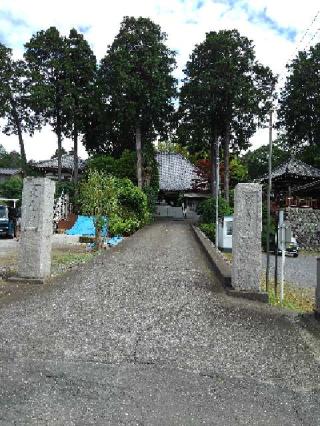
[263,253,318,288]
[0,221,320,424]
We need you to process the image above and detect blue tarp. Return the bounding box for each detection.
[107,236,123,247]
[66,215,107,237]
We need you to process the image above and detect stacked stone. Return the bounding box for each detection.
[286,208,320,250]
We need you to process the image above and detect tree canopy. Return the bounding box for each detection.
[0,43,39,172]
[99,16,177,187]
[24,27,69,181]
[278,43,320,149]
[179,29,276,198]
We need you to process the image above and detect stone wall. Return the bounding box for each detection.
[286,207,320,250]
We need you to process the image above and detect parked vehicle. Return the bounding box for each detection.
[270,234,299,257]
[0,205,15,238]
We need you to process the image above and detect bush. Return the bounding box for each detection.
[108,215,140,236]
[78,171,150,244]
[115,178,148,221]
[0,176,23,199]
[87,150,137,184]
[199,223,216,242]
[197,197,233,223]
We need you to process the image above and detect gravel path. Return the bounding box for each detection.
[263,253,318,288]
[0,221,320,424]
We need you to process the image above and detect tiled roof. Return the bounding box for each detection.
[156,153,198,191]
[260,158,320,181]
[33,154,86,171]
[0,168,21,176]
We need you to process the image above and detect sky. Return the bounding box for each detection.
[0,0,320,161]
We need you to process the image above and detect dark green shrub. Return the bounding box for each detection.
[0,176,23,199]
[108,215,140,236]
[197,197,233,223]
[199,223,216,242]
[115,178,149,222]
[87,150,137,184]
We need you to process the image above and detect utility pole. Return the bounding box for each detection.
[215,138,220,248]
[265,110,273,292]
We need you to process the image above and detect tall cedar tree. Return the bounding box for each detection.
[179,30,275,200]
[0,43,39,174]
[24,27,69,181]
[99,16,177,188]
[278,43,320,149]
[65,29,97,183]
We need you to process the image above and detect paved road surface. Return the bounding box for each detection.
[263,253,318,288]
[0,221,320,424]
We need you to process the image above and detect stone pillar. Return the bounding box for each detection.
[316,258,320,319]
[232,183,263,294]
[17,177,55,282]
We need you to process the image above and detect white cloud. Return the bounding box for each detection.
[0,0,319,159]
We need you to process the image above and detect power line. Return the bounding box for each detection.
[277,9,320,91]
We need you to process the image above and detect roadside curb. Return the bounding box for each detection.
[191,225,269,303]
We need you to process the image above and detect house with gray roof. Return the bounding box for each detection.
[0,168,22,184]
[155,152,210,218]
[32,153,86,181]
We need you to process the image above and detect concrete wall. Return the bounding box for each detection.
[286,208,320,250]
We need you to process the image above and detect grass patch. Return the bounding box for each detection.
[222,252,233,262]
[52,250,95,268]
[265,281,315,313]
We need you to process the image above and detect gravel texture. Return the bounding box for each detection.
[0,220,320,424]
[263,253,318,288]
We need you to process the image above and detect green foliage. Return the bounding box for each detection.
[108,215,140,237]
[157,141,191,159]
[78,170,149,245]
[199,223,216,242]
[115,178,148,222]
[278,43,320,148]
[0,148,23,168]
[229,157,248,184]
[98,16,177,155]
[79,170,118,247]
[87,150,137,184]
[197,197,233,223]
[142,143,159,214]
[179,29,276,154]
[0,176,23,199]
[0,43,38,169]
[242,139,290,180]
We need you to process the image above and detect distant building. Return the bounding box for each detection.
[32,153,86,181]
[260,158,320,209]
[0,168,22,184]
[155,152,210,219]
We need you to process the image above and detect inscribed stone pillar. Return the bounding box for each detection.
[17,177,55,281]
[232,183,262,292]
[316,258,320,318]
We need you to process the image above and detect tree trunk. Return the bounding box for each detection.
[135,124,143,188]
[223,124,231,203]
[57,115,62,182]
[73,125,79,185]
[10,96,27,175]
[210,130,218,196]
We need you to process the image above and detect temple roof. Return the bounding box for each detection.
[156,153,198,191]
[33,154,86,172]
[0,168,21,176]
[260,158,320,182]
